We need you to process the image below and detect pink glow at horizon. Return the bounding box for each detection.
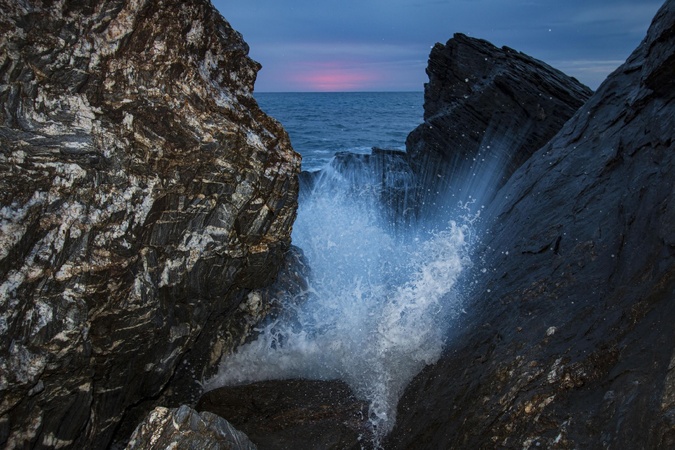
[290,62,381,92]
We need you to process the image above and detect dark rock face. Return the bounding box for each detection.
[126,405,257,450]
[197,379,373,450]
[0,1,299,449]
[321,35,592,227]
[406,33,592,214]
[387,1,675,448]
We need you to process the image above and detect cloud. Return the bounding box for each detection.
[252,41,422,61]
[551,59,628,89]
[246,40,429,91]
[213,0,663,91]
[569,2,663,28]
[255,52,428,92]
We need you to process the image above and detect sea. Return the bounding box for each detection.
[255,92,425,171]
[206,92,473,445]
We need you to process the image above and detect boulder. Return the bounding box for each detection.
[126,405,256,450]
[387,1,675,448]
[406,33,592,215]
[197,379,373,450]
[0,0,299,448]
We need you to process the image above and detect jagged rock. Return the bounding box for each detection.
[319,36,592,227]
[297,169,322,201]
[0,1,299,449]
[406,33,592,215]
[197,379,373,450]
[387,1,675,448]
[321,148,417,227]
[126,405,257,450]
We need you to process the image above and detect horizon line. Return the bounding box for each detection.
[253,89,425,94]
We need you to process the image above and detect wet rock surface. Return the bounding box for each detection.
[301,148,417,227]
[197,379,373,450]
[0,0,299,448]
[312,37,591,227]
[126,405,257,450]
[3,0,673,448]
[406,33,592,215]
[387,1,675,448]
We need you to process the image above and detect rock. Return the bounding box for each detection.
[321,147,417,227]
[0,1,299,449]
[126,405,257,450]
[197,379,373,450]
[298,169,322,201]
[406,33,592,216]
[387,1,675,448]
[303,35,592,229]
[297,148,417,230]
[153,245,311,410]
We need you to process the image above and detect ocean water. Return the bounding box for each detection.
[255,92,424,171]
[205,92,473,445]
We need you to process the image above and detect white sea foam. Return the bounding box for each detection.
[204,157,471,443]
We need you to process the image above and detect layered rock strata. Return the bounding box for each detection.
[406,33,592,215]
[0,0,299,448]
[387,1,675,448]
[315,37,591,227]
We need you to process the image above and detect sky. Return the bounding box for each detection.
[211,0,664,92]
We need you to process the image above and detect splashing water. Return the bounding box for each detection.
[204,157,472,443]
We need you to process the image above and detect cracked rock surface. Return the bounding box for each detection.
[0,0,299,448]
[406,33,592,215]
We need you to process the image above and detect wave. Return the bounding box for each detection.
[204,157,472,443]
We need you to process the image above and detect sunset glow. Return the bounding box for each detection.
[291,63,380,92]
[215,1,662,92]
